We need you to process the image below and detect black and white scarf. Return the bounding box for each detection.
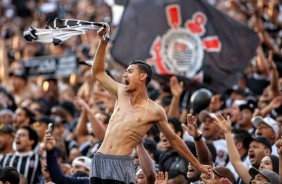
[23,18,110,45]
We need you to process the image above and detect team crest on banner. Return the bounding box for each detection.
[111,0,259,93]
[147,5,221,81]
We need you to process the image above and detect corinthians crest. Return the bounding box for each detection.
[147,5,222,81]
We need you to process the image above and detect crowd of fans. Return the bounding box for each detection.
[0,0,282,184]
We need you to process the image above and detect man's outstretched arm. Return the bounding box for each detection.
[92,26,119,96]
[156,108,211,175]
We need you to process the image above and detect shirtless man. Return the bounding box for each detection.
[90,26,211,184]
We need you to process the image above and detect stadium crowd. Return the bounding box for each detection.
[0,0,282,184]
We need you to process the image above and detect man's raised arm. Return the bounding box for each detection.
[91,26,119,96]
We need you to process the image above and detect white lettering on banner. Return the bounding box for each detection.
[23,55,78,77]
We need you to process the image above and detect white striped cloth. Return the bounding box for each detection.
[23,18,110,45]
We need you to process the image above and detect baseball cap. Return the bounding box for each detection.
[252,116,279,138]
[249,168,281,184]
[0,109,14,117]
[239,100,256,113]
[243,136,272,152]
[0,124,16,136]
[198,110,217,123]
[72,156,91,170]
[213,166,235,184]
[33,116,55,127]
[232,99,246,106]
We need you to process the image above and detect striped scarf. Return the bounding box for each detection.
[23,18,110,45]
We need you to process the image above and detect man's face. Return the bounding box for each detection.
[132,148,139,165]
[208,95,222,112]
[255,123,275,143]
[248,141,269,168]
[53,123,65,139]
[14,108,28,125]
[123,64,141,92]
[250,173,269,184]
[212,173,225,184]
[187,162,201,181]
[11,76,26,90]
[230,105,241,123]
[0,133,13,151]
[159,132,171,150]
[0,113,13,124]
[136,169,146,184]
[237,109,252,127]
[202,116,219,140]
[159,122,178,150]
[14,128,34,152]
[71,163,89,175]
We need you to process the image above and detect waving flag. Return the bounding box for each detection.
[23,19,110,45]
[110,0,259,93]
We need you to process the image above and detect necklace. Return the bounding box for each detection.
[129,94,149,122]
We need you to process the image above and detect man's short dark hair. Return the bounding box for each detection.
[168,117,183,137]
[20,125,39,150]
[20,106,35,119]
[0,166,20,184]
[129,60,152,85]
[143,138,157,153]
[231,128,251,146]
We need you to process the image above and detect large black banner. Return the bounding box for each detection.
[111,0,259,93]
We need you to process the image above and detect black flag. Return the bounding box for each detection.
[111,0,259,93]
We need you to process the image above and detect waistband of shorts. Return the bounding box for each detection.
[95,152,133,160]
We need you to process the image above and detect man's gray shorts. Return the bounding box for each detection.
[90,152,135,184]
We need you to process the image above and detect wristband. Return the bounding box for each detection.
[194,133,202,141]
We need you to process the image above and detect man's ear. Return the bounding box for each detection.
[139,73,147,81]
[265,147,271,155]
[235,142,242,150]
[28,139,35,149]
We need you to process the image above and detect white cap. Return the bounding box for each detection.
[252,116,279,138]
[72,156,91,170]
[0,109,14,117]
[232,100,246,106]
[198,110,217,123]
